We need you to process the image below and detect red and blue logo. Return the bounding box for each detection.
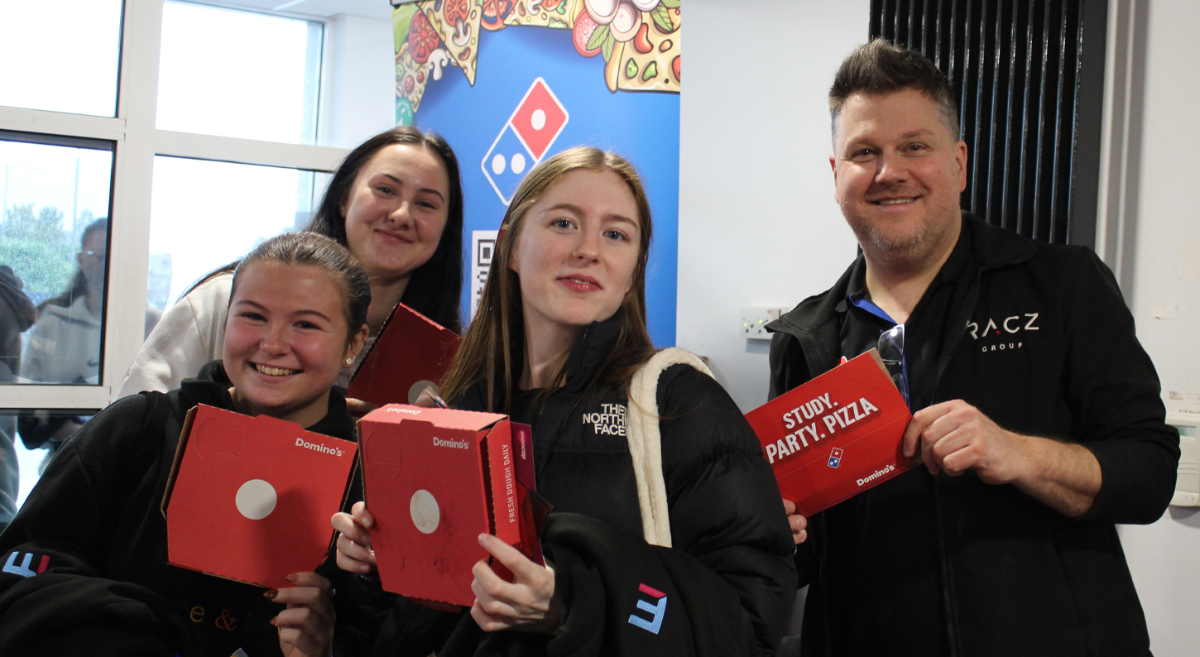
[481,77,569,205]
[627,582,667,634]
[828,447,844,469]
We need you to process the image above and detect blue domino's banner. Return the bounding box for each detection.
[393,1,681,347]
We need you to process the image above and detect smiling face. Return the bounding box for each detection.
[341,143,450,283]
[509,168,642,343]
[832,87,968,270]
[223,261,367,427]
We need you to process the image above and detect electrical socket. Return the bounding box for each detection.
[741,307,783,340]
[1170,418,1199,506]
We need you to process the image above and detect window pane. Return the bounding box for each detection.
[148,156,317,311]
[0,409,98,525]
[0,1,123,117]
[157,1,323,144]
[0,132,114,386]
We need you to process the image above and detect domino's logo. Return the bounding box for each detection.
[482,78,569,205]
[828,447,844,469]
[628,582,667,634]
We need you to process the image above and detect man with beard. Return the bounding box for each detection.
[767,39,1178,657]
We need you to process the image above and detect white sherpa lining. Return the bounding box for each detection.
[626,347,714,548]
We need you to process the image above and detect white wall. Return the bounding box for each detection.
[1111,2,1200,655]
[678,0,868,411]
[319,13,395,150]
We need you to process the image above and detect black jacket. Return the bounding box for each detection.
[441,316,797,656]
[0,361,369,657]
[767,214,1179,657]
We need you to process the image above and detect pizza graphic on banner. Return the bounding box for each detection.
[481,78,570,205]
[392,0,680,123]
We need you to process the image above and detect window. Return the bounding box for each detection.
[0,132,114,386]
[148,156,319,309]
[0,0,395,513]
[0,1,124,117]
[157,1,323,144]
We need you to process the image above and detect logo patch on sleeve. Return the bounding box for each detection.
[628,583,668,634]
[3,552,49,578]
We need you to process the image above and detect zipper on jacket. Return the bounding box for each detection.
[817,512,832,657]
[927,275,980,657]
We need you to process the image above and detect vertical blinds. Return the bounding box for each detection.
[869,0,1107,246]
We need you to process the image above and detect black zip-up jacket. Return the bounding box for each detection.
[0,361,377,657]
[766,214,1179,657]
[441,316,797,656]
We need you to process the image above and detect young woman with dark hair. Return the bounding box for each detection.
[332,148,796,657]
[0,232,373,656]
[117,126,465,401]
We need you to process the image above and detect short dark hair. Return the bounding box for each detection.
[306,125,464,333]
[231,232,371,342]
[829,38,959,143]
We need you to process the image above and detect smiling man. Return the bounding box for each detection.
[767,40,1179,656]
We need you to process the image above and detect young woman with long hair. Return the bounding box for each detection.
[117,126,464,401]
[333,148,796,656]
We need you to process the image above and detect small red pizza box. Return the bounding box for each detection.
[161,404,358,589]
[348,303,461,407]
[358,405,543,607]
[744,350,913,517]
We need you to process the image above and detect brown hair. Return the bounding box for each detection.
[187,126,463,333]
[829,38,959,144]
[439,147,656,412]
[230,232,371,343]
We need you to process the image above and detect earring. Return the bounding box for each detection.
[345,358,354,367]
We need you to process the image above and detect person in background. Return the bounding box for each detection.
[20,218,108,385]
[769,39,1178,656]
[17,218,109,470]
[117,126,465,413]
[0,232,372,657]
[333,147,796,656]
[0,264,36,529]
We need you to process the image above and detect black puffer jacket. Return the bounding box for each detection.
[447,316,797,656]
[767,214,1179,657]
[0,361,378,657]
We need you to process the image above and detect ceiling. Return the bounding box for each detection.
[207,0,394,21]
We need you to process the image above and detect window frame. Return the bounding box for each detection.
[0,0,350,410]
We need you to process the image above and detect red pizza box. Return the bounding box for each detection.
[358,405,543,607]
[745,350,913,517]
[161,404,358,589]
[348,303,461,407]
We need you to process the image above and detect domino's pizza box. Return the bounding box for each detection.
[161,404,358,589]
[348,303,461,407]
[358,405,545,607]
[744,350,913,517]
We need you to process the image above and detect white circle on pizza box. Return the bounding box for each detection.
[409,380,438,404]
[511,153,526,174]
[531,109,546,131]
[491,154,506,175]
[236,479,277,520]
[411,489,440,534]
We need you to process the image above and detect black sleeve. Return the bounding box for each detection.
[0,395,192,654]
[657,365,798,655]
[1062,249,1180,523]
[768,332,807,402]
